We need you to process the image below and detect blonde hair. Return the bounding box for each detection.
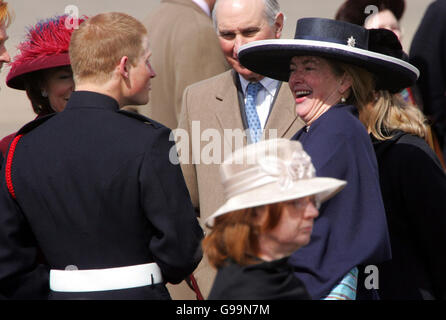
[0,1,13,27]
[202,202,284,269]
[366,91,429,141]
[69,12,147,83]
[327,59,376,111]
[328,58,429,142]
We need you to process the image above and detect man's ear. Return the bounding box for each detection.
[118,56,130,79]
[274,12,284,39]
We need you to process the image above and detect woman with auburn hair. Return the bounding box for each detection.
[203,139,346,299]
[0,15,86,158]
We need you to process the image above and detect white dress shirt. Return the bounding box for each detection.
[239,75,280,129]
[192,0,211,17]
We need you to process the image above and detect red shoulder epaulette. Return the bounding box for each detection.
[5,134,24,199]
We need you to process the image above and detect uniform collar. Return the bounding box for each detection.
[65,91,120,112]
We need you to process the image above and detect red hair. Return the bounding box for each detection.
[202,202,285,268]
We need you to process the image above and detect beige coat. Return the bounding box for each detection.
[176,69,304,298]
[137,0,229,129]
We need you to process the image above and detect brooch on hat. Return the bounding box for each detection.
[258,150,315,191]
[347,36,356,47]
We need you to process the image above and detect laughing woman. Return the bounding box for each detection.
[0,15,86,157]
[238,18,420,299]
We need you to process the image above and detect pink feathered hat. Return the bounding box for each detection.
[6,15,86,90]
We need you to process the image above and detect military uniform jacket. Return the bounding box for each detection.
[0,91,203,299]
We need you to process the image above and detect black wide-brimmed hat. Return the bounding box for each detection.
[238,18,419,93]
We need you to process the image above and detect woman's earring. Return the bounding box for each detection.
[41,90,48,97]
[340,96,346,103]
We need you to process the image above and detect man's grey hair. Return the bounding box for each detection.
[212,0,281,32]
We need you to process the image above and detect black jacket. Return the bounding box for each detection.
[372,131,446,299]
[410,0,446,148]
[208,257,311,300]
[0,91,203,299]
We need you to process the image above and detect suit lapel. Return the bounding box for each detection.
[213,71,302,152]
[214,71,248,151]
[264,83,302,138]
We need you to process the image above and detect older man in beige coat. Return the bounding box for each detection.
[137,0,229,129]
[176,0,304,299]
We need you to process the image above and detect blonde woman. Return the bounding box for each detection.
[332,28,446,299]
[360,89,446,299]
[334,0,446,169]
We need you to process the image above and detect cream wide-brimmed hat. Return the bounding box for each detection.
[205,139,346,227]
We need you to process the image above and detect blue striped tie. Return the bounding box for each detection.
[245,82,263,143]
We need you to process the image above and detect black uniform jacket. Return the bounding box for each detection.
[208,258,311,300]
[0,91,203,299]
[372,131,446,300]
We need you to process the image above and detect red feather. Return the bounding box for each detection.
[10,15,87,69]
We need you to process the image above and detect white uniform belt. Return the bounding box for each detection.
[49,262,163,292]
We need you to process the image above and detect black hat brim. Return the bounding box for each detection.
[238,39,419,93]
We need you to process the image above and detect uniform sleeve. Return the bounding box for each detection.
[139,126,203,284]
[400,143,446,299]
[0,166,49,299]
[176,86,200,213]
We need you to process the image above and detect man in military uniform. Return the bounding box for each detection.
[0,12,203,299]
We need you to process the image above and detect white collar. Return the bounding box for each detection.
[192,0,211,17]
[239,75,278,96]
